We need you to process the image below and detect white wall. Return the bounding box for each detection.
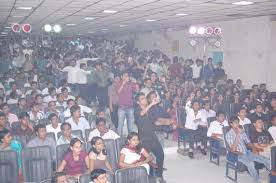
[113,16,276,91]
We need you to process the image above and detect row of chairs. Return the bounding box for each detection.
[0,137,126,183]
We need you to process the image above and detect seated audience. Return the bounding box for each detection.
[12,112,33,137]
[27,124,56,158]
[0,111,9,131]
[88,118,120,141]
[65,105,90,136]
[268,114,276,142]
[88,136,113,173]
[237,107,251,127]
[57,122,77,145]
[90,169,109,183]
[250,118,274,159]
[46,113,61,140]
[12,98,28,116]
[28,103,44,124]
[249,103,268,122]
[0,103,18,126]
[119,132,152,174]
[207,111,228,140]
[57,138,89,177]
[225,116,270,183]
[95,109,114,130]
[0,128,22,171]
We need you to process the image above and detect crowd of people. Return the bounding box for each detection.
[0,36,275,183]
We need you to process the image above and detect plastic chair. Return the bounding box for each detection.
[0,150,19,183]
[115,166,149,183]
[209,137,221,166]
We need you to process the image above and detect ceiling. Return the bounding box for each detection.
[0,0,276,36]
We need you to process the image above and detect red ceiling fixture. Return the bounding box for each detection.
[206,27,214,35]
[214,27,222,35]
[12,23,21,32]
[22,24,32,33]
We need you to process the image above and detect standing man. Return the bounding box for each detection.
[135,93,173,183]
[117,71,139,136]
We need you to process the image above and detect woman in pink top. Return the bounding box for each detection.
[57,138,89,178]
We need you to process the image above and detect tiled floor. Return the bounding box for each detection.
[162,146,268,183]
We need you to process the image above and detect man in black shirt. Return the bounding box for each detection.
[135,93,173,183]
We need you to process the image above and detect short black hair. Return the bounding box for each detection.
[216,111,225,117]
[229,116,239,125]
[61,122,71,130]
[90,169,106,182]
[51,172,66,183]
[0,128,9,142]
[34,124,46,133]
[67,99,74,105]
[252,117,263,124]
[19,112,30,119]
[70,105,80,115]
[135,92,145,103]
[96,117,106,125]
[48,113,58,121]
[61,87,68,93]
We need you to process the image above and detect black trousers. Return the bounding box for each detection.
[110,104,119,128]
[142,138,164,177]
[96,86,108,108]
[87,83,97,103]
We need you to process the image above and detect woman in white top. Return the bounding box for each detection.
[119,132,152,174]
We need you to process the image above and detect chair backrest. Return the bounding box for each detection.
[243,124,253,139]
[115,137,126,160]
[57,130,84,141]
[115,167,149,183]
[104,139,118,171]
[0,150,19,183]
[176,106,186,126]
[56,144,70,166]
[13,135,29,147]
[80,173,114,183]
[85,128,93,142]
[22,146,53,183]
[222,126,231,150]
[271,146,276,172]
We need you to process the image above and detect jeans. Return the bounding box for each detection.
[117,106,135,136]
[110,104,119,128]
[238,151,270,183]
[96,86,108,108]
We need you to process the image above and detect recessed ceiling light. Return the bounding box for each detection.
[4,27,11,29]
[232,1,254,5]
[102,29,109,31]
[84,17,95,20]
[12,15,25,18]
[66,24,76,26]
[103,10,117,14]
[119,24,127,27]
[88,31,95,34]
[16,7,33,10]
[176,13,188,16]
[44,24,52,32]
[53,24,62,33]
[146,19,156,22]
[1,32,8,35]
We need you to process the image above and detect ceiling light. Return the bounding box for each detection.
[232,1,254,5]
[103,10,117,14]
[4,27,11,29]
[176,13,188,16]
[1,32,8,35]
[84,17,95,20]
[189,26,197,34]
[53,24,62,33]
[146,19,156,22]
[66,24,76,26]
[44,24,52,32]
[102,29,109,31]
[88,31,95,34]
[197,27,205,35]
[119,24,127,27]
[16,7,33,10]
[12,15,25,18]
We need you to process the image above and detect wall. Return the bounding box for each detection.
[113,16,276,91]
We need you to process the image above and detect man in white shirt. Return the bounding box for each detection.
[61,59,81,96]
[46,113,61,140]
[88,118,120,141]
[61,87,75,101]
[77,63,92,102]
[200,101,216,125]
[65,105,90,136]
[43,87,57,104]
[238,107,251,127]
[63,99,92,118]
[207,112,228,139]
[185,100,207,158]
[268,115,276,142]
[191,59,202,81]
[25,81,42,95]
[28,103,44,125]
